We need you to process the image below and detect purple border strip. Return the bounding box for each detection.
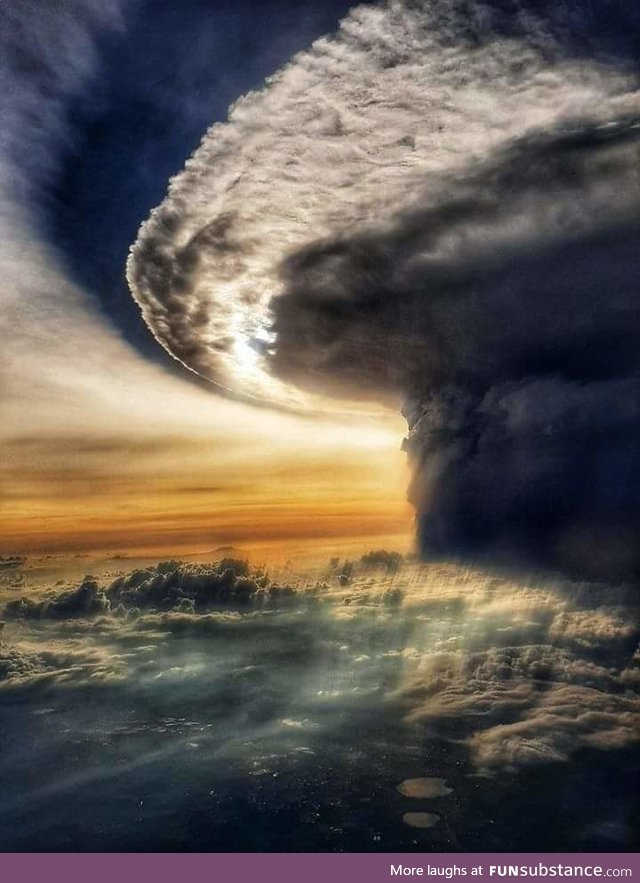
[1,852,638,883]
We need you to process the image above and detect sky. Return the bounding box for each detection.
[2,0,640,580]
[0,1,638,854]
[0,0,412,561]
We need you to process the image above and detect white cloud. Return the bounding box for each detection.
[128,0,638,411]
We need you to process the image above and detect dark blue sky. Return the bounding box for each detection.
[47,0,640,365]
[49,0,360,361]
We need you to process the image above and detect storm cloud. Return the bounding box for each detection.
[276,117,640,578]
[129,0,640,579]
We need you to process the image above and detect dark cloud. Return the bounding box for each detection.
[127,0,640,579]
[272,119,640,391]
[360,550,404,573]
[271,116,640,580]
[106,559,303,612]
[0,647,51,683]
[3,559,306,620]
[4,578,111,620]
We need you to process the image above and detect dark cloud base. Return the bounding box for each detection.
[272,115,640,581]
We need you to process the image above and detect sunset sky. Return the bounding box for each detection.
[0,249,411,557]
[1,396,411,558]
[0,0,415,563]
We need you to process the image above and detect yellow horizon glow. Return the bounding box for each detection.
[1,228,413,562]
[1,410,414,559]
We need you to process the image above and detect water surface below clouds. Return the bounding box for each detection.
[0,565,638,851]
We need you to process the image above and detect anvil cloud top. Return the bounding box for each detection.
[129,0,640,579]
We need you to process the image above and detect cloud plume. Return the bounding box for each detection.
[129,0,640,578]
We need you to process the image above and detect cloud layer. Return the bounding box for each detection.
[2,553,637,849]
[3,557,638,777]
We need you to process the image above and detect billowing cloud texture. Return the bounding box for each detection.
[129,0,640,577]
